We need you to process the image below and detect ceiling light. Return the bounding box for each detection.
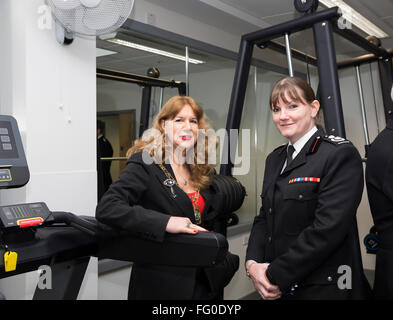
[319,0,389,38]
[107,39,205,64]
[96,48,118,57]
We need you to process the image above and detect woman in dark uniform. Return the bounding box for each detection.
[245,77,371,300]
[96,95,229,300]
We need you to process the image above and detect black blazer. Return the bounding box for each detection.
[246,129,371,299]
[96,152,226,299]
[366,119,393,298]
[97,135,113,199]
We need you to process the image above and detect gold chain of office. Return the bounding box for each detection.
[158,164,201,224]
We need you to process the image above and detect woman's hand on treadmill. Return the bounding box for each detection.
[166,216,208,234]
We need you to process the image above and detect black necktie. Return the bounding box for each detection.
[286,145,295,167]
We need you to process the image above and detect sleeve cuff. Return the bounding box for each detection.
[265,265,276,285]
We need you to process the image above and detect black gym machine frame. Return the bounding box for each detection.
[220,6,393,176]
[97,67,187,138]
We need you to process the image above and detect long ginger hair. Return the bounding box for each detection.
[127,96,217,190]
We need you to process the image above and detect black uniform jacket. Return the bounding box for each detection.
[97,135,113,198]
[366,118,393,298]
[96,152,226,300]
[246,129,371,299]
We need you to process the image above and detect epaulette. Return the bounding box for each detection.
[322,134,350,146]
[274,143,288,155]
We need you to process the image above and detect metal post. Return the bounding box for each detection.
[139,86,152,138]
[306,57,311,85]
[285,33,294,77]
[219,38,254,176]
[185,46,190,96]
[178,83,187,96]
[378,57,393,122]
[355,65,370,146]
[313,20,346,138]
[159,87,164,109]
[253,66,258,217]
[368,63,380,133]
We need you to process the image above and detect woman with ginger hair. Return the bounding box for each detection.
[96,95,230,300]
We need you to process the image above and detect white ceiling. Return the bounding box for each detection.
[96,31,235,78]
[151,0,393,48]
[97,0,393,77]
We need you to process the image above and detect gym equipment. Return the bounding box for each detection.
[96,67,186,138]
[294,0,319,15]
[0,115,98,299]
[0,202,52,230]
[368,62,381,134]
[377,56,393,121]
[355,65,371,157]
[97,227,228,267]
[363,226,379,254]
[146,67,160,79]
[210,175,246,229]
[0,115,229,299]
[285,33,294,77]
[0,116,29,189]
[221,7,344,175]
[365,35,382,49]
[220,2,393,176]
[211,175,246,216]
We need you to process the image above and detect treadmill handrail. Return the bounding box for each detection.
[46,212,229,267]
[49,211,98,236]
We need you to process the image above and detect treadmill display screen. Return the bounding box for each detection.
[0,121,19,159]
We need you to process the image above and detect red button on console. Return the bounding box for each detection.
[17,217,44,228]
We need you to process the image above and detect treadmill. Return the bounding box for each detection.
[0,115,228,299]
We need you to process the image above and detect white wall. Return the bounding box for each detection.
[0,0,97,299]
[131,1,242,54]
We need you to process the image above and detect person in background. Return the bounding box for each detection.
[246,76,371,300]
[366,117,393,299]
[97,119,113,201]
[96,96,234,299]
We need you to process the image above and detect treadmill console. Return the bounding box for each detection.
[0,116,29,189]
[0,202,52,229]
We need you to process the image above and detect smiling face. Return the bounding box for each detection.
[272,95,319,144]
[161,104,199,150]
[270,77,320,144]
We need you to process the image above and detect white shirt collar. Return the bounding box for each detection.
[289,126,318,159]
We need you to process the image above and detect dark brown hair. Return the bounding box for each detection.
[269,77,323,128]
[270,77,316,110]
